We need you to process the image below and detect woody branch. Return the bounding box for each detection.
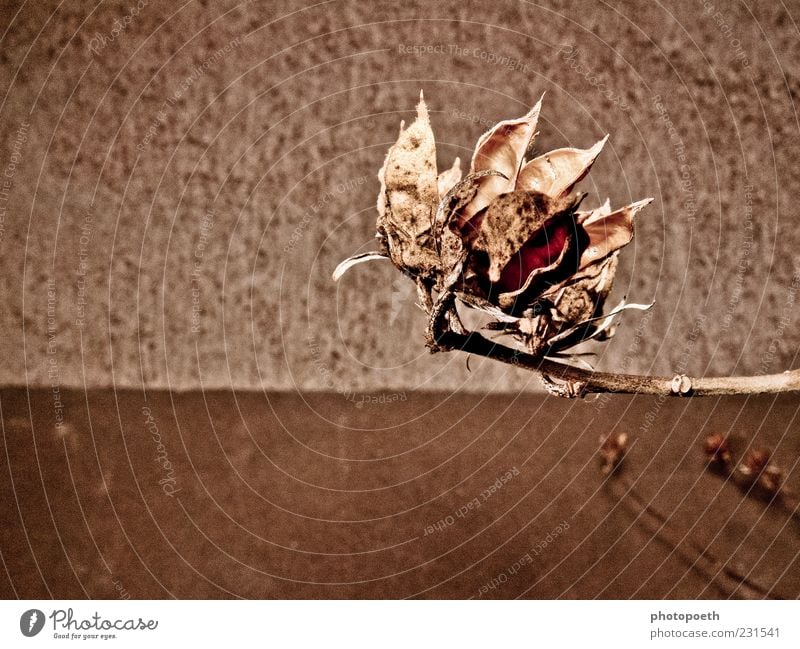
[426,296,800,398]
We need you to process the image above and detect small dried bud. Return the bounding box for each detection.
[599,432,628,475]
[703,433,731,468]
[738,449,784,495]
[738,449,770,477]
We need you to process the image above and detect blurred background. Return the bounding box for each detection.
[1,0,799,599]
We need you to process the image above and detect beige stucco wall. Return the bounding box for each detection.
[1,0,799,390]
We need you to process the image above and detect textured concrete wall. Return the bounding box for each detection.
[2,0,800,390]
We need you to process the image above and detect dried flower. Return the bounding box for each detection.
[599,432,628,475]
[334,92,653,362]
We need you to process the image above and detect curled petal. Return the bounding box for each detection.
[470,190,583,285]
[455,291,521,323]
[332,252,388,281]
[579,198,652,268]
[577,197,611,224]
[437,157,462,198]
[461,95,544,222]
[377,91,438,227]
[517,135,608,197]
[435,169,508,231]
[471,96,543,177]
[376,119,405,219]
[545,299,654,347]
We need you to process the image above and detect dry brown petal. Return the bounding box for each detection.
[579,198,652,268]
[435,170,507,233]
[437,227,467,283]
[545,252,619,326]
[507,252,620,351]
[437,157,462,198]
[516,136,608,197]
[577,198,611,224]
[471,97,543,177]
[433,170,508,280]
[376,92,440,275]
[470,190,579,284]
[460,97,543,222]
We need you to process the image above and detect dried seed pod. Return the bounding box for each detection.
[469,190,585,304]
[599,432,629,475]
[334,93,654,360]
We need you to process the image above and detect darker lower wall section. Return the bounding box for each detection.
[1,389,798,599]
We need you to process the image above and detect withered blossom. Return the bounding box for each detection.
[334,92,652,364]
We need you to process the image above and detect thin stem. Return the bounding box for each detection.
[435,330,800,397]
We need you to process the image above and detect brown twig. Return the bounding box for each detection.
[431,327,800,398]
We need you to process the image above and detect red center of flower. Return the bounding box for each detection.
[495,219,572,294]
